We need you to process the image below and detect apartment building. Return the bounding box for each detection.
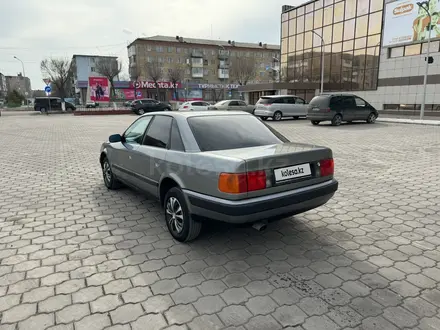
[0,73,7,100]
[5,74,31,97]
[127,35,280,102]
[71,54,119,103]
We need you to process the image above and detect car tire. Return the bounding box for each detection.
[40,107,47,113]
[311,120,320,125]
[102,157,121,190]
[261,116,268,121]
[166,107,172,111]
[331,114,342,126]
[164,187,202,242]
[137,109,145,115]
[66,107,73,111]
[273,111,282,121]
[293,116,299,120]
[367,112,377,124]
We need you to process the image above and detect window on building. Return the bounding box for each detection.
[324,0,333,6]
[314,9,323,28]
[368,12,382,35]
[367,34,381,47]
[297,15,304,33]
[282,38,288,54]
[323,25,332,44]
[158,57,164,63]
[167,57,173,63]
[91,58,95,63]
[334,1,344,22]
[306,3,314,13]
[305,13,313,31]
[156,46,164,52]
[357,0,369,16]
[289,36,296,52]
[315,0,323,9]
[345,0,356,19]
[289,9,297,19]
[147,45,153,51]
[91,67,95,72]
[355,15,368,38]
[176,47,181,53]
[355,37,367,49]
[404,44,421,56]
[333,22,343,43]
[185,68,190,75]
[343,40,354,51]
[422,41,440,53]
[344,19,355,40]
[260,72,265,77]
[324,5,333,25]
[168,47,174,53]
[296,33,304,50]
[304,32,313,49]
[390,47,404,58]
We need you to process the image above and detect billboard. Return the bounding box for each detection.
[383,0,440,47]
[88,77,110,102]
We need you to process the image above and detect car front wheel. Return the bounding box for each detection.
[261,116,268,121]
[367,112,377,123]
[273,111,282,121]
[164,187,202,242]
[102,157,121,190]
[311,120,320,125]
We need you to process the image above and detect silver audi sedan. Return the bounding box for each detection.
[100,111,338,242]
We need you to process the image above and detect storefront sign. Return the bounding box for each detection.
[134,81,182,89]
[197,83,240,89]
[383,0,440,47]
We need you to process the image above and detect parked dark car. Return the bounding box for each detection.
[34,97,76,112]
[131,99,172,115]
[307,93,378,126]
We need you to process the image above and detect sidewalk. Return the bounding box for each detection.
[378,117,440,126]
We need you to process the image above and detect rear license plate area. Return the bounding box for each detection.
[274,163,312,182]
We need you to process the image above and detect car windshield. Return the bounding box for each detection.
[187,115,288,152]
[214,100,228,106]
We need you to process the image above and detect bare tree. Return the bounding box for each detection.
[146,59,163,100]
[95,58,122,100]
[229,56,257,85]
[167,64,185,101]
[40,57,74,100]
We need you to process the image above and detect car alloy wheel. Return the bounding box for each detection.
[367,113,377,123]
[166,197,184,234]
[138,109,145,115]
[332,114,342,126]
[273,111,282,121]
[102,158,121,190]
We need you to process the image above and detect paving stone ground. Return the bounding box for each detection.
[0,114,439,330]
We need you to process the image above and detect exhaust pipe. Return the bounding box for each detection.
[252,221,267,231]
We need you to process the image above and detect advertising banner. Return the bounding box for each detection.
[88,77,110,102]
[383,0,440,47]
[133,81,182,89]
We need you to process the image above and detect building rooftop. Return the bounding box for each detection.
[72,54,118,59]
[129,35,280,51]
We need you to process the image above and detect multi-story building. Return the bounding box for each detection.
[241,0,440,116]
[5,74,31,98]
[0,73,7,100]
[127,35,280,102]
[71,54,119,103]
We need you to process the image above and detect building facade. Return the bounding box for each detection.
[5,74,31,98]
[0,73,7,100]
[71,54,118,104]
[240,0,440,116]
[127,35,280,102]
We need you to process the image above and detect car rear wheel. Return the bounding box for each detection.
[137,109,145,115]
[164,187,202,242]
[367,112,377,124]
[331,114,342,126]
[273,111,282,121]
[166,107,172,111]
[293,116,299,120]
[261,117,268,121]
[102,157,121,190]
[311,120,320,125]
[40,107,47,113]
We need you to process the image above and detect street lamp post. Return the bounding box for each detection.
[218,45,227,100]
[312,31,325,94]
[417,1,431,120]
[14,56,28,107]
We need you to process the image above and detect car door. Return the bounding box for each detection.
[132,115,173,196]
[271,97,285,115]
[294,97,308,116]
[341,96,357,121]
[227,100,241,111]
[354,96,370,120]
[192,101,203,111]
[111,116,153,185]
[236,101,250,113]
[284,97,296,116]
[201,102,211,111]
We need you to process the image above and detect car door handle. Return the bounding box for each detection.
[129,156,132,160]
[155,163,159,168]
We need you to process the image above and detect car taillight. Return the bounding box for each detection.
[325,108,331,112]
[319,159,334,177]
[183,105,188,109]
[263,103,271,106]
[218,171,267,194]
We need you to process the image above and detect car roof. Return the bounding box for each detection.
[319,92,357,97]
[141,111,249,118]
[260,95,297,98]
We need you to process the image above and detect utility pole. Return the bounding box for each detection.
[417,1,431,120]
[312,31,325,94]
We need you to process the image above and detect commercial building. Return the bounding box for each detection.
[127,35,280,102]
[5,74,31,98]
[0,73,7,100]
[71,54,119,104]
[240,0,440,116]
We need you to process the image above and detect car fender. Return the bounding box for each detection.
[159,172,186,190]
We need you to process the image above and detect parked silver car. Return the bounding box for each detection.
[100,111,338,242]
[208,100,255,113]
[254,95,308,121]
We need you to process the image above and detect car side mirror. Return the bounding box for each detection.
[109,134,123,143]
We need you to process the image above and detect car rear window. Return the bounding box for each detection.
[256,97,273,105]
[187,115,288,152]
[309,95,330,107]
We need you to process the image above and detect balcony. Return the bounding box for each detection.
[218,69,229,79]
[218,49,230,59]
[191,58,203,68]
[219,60,228,69]
[191,49,204,58]
[192,68,203,78]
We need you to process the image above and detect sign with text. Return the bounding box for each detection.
[383,0,440,47]
[197,83,240,89]
[134,81,182,89]
[89,77,110,102]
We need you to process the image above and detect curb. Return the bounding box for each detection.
[74,110,132,116]
[377,118,440,126]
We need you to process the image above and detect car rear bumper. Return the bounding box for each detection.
[307,113,333,121]
[254,109,274,117]
[183,179,338,224]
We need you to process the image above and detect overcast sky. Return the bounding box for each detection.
[0,0,303,90]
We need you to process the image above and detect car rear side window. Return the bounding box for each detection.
[169,119,185,152]
[187,115,287,152]
[257,98,273,104]
[285,97,295,104]
[310,95,330,107]
[143,115,173,148]
[272,98,285,104]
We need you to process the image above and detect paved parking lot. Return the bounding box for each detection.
[0,114,439,330]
